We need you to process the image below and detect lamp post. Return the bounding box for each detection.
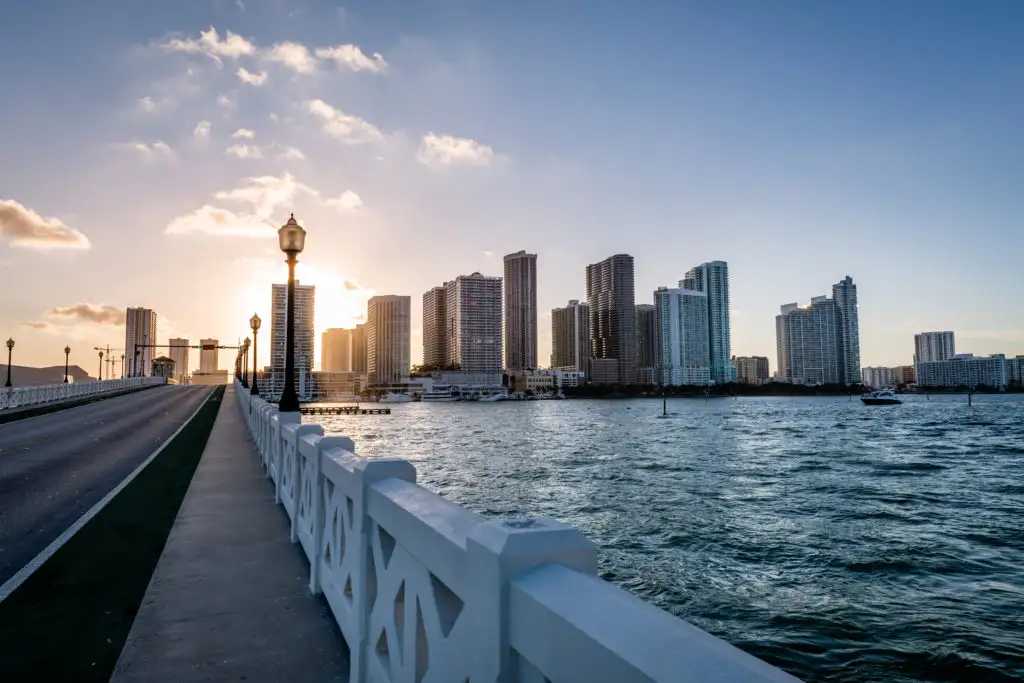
[98,350,104,381]
[121,354,125,379]
[250,313,261,395]
[241,337,251,388]
[278,214,306,412]
[5,338,13,388]
[64,346,71,382]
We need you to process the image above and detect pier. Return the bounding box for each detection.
[299,405,391,416]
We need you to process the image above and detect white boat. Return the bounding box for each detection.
[861,389,902,405]
[379,392,413,403]
[420,386,459,402]
[478,392,507,402]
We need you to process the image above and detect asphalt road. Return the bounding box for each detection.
[0,384,214,587]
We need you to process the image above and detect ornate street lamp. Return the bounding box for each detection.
[64,346,71,383]
[98,350,104,381]
[277,214,306,412]
[121,354,125,379]
[250,313,261,395]
[241,337,251,388]
[5,338,14,388]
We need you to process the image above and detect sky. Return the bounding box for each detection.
[2,0,1023,375]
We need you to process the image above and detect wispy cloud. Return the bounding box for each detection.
[137,96,159,113]
[315,44,388,73]
[265,41,317,73]
[161,27,256,66]
[214,172,318,218]
[19,320,54,330]
[236,67,267,86]
[48,303,123,325]
[324,190,364,213]
[232,128,256,139]
[225,144,263,159]
[114,140,174,158]
[278,146,305,160]
[305,99,383,144]
[417,133,495,167]
[193,120,211,138]
[0,199,91,250]
[217,94,233,108]
[165,205,275,238]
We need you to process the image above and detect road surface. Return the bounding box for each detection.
[0,384,214,587]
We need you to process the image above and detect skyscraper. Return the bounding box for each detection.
[125,307,158,376]
[635,303,657,384]
[586,254,636,384]
[199,338,219,373]
[444,273,503,372]
[654,287,711,386]
[169,337,189,382]
[681,261,733,383]
[914,331,955,364]
[551,300,590,372]
[321,328,354,372]
[775,297,842,385]
[271,281,315,375]
[352,323,367,373]
[367,296,411,385]
[422,285,447,369]
[503,250,538,371]
[832,276,861,385]
[734,356,770,385]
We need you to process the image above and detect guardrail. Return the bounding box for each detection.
[235,379,801,683]
[0,377,166,410]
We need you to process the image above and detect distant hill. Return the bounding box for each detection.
[3,365,94,387]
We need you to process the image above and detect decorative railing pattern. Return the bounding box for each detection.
[235,380,802,683]
[0,377,165,410]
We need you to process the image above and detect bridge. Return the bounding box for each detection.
[0,376,801,682]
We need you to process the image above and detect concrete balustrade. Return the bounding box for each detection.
[234,380,802,683]
[0,376,166,410]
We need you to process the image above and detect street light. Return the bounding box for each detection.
[250,313,261,396]
[64,346,71,383]
[98,350,104,381]
[121,353,125,379]
[278,214,306,413]
[5,338,14,388]
[241,337,251,388]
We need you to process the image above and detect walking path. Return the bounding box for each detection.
[112,385,348,682]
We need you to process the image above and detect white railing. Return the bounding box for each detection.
[0,377,166,410]
[235,380,802,683]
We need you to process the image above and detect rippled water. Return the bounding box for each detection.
[316,394,1024,682]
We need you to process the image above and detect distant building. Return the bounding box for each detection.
[271,281,315,377]
[916,354,1009,390]
[190,369,230,385]
[125,307,158,376]
[152,356,175,379]
[367,295,411,386]
[199,338,219,373]
[551,299,590,373]
[897,365,916,386]
[422,286,447,368]
[654,286,711,386]
[734,356,770,385]
[833,276,861,385]
[444,273,503,372]
[682,261,734,383]
[169,338,189,382]
[862,366,900,389]
[321,328,354,372]
[635,304,657,385]
[914,331,955,364]
[1008,356,1024,388]
[775,277,861,386]
[510,370,556,394]
[587,254,636,384]
[504,251,538,371]
[352,323,367,373]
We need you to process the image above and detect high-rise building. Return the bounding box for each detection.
[635,303,657,384]
[550,300,590,372]
[654,287,711,386]
[169,338,189,382]
[775,297,842,385]
[271,281,316,375]
[367,295,411,385]
[914,331,955,364]
[125,307,158,377]
[586,254,636,384]
[503,251,538,371]
[917,354,1009,390]
[422,286,448,369]
[444,273,503,372]
[734,356,770,385]
[321,328,354,372]
[682,261,733,383]
[352,323,367,373]
[199,338,219,373]
[833,276,861,385]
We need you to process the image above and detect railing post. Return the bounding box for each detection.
[289,424,322,544]
[274,412,300,504]
[464,518,598,681]
[308,436,354,596]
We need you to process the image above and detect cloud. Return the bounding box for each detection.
[0,199,91,250]
[161,27,256,66]
[236,67,267,86]
[137,96,158,113]
[265,41,317,73]
[343,279,362,291]
[19,320,54,330]
[278,146,305,160]
[114,141,174,158]
[417,133,495,167]
[214,172,318,218]
[225,144,263,159]
[305,99,383,144]
[217,94,233,108]
[315,44,388,73]
[269,113,279,122]
[324,190,363,213]
[193,120,211,138]
[165,205,275,238]
[48,303,123,325]
[232,128,255,139]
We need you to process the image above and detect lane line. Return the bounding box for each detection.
[0,386,217,604]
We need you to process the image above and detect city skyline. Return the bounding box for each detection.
[3,2,1023,371]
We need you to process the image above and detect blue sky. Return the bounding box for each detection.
[2,0,1022,372]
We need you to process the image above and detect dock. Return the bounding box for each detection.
[298,405,391,416]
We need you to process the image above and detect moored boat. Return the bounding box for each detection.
[861,389,902,405]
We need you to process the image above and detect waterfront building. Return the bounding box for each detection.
[733,356,770,385]
[775,297,842,385]
[682,261,734,383]
[125,307,158,376]
[832,276,861,385]
[551,299,590,373]
[654,286,711,386]
[861,365,917,389]
[199,338,219,373]
[444,273,503,373]
[509,370,556,394]
[916,354,1009,390]
[1008,356,1024,387]
[352,323,367,373]
[586,254,636,384]
[169,338,189,382]
[897,365,916,386]
[635,303,657,385]
[422,286,447,368]
[366,295,411,386]
[504,251,538,371]
[321,328,354,372]
[271,281,315,377]
[914,331,955,364]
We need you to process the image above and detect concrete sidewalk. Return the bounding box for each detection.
[111,385,348,682]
